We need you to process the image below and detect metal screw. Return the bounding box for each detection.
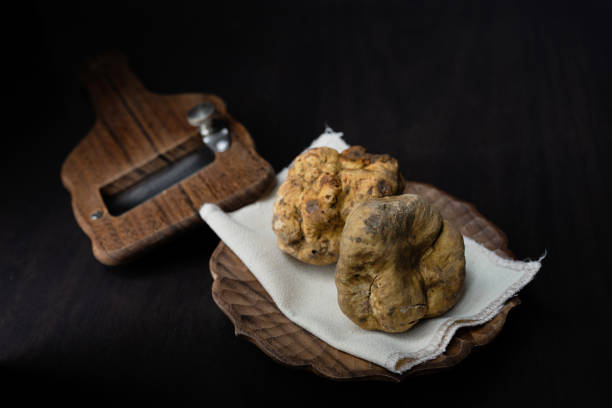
[215,138,229,152]
[187,102,215,130]
[91,210,103,220]
[187,103,230,153]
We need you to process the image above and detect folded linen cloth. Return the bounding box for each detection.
[200,128,543,373]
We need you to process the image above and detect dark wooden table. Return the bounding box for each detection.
[3,1,610,406]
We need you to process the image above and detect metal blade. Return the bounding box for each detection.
[103,145,215,216]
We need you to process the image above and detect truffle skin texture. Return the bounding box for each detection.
[272,146,402,265]
[335,194,465,333]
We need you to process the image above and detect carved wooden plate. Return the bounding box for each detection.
[209,181,520,381]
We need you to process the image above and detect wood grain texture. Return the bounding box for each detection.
[210,181,519,381]
[60,54,276,265]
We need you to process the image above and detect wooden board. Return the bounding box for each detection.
[209,181,521,381]
[61,54,276,265]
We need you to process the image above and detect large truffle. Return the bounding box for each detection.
[335,194,465,333]
[272,146,402,265]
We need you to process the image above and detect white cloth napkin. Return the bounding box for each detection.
[200,128,543,373]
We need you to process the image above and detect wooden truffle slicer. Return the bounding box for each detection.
[61,54,275,265]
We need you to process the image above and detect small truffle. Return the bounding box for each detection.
[272,146,402,265]
[335,194,465,333]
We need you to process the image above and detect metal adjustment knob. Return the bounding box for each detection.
[187,102,230,152]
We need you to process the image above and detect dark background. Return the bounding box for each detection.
[2,0,611,406]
